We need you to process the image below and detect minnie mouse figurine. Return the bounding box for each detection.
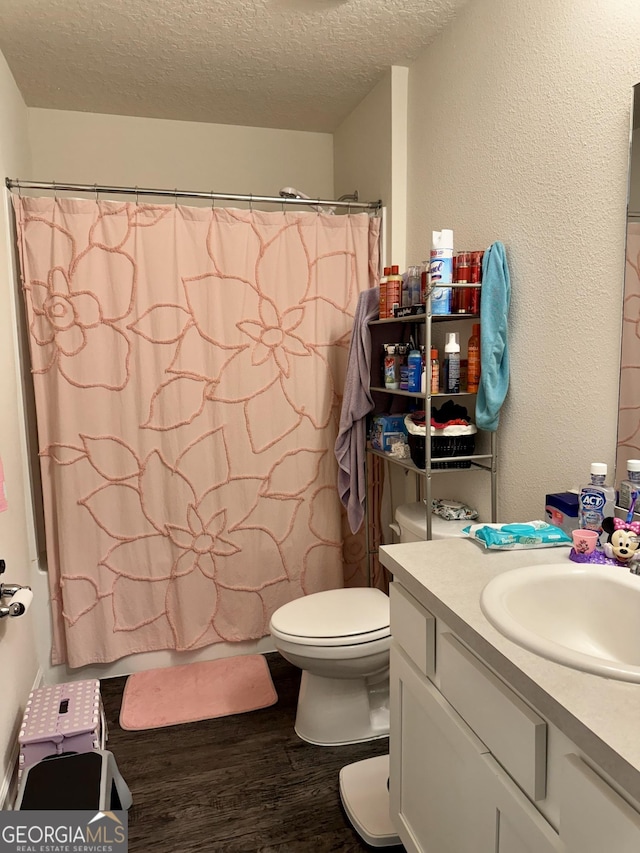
[601,516,640,572]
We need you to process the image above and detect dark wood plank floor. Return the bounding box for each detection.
[100,652,405,853]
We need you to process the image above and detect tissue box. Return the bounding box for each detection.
[370,415,408,451]
[545,492,579,536]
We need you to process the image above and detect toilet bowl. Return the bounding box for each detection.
[269,587,391,746]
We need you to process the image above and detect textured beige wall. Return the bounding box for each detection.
[405,0,640,522]
[0,51,39,802]
[334,70,395,265]
[28,109,334,201]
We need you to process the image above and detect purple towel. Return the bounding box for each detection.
[334,287,379,533]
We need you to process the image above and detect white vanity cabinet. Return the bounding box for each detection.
[389,581,562,853]
[390,644,496,852]
[383,541,640,853]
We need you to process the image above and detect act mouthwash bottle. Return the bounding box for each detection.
[578,462,615,547]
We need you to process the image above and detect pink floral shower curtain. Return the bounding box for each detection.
[13,196,380,667]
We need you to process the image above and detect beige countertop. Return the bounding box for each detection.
[379,537,640,804]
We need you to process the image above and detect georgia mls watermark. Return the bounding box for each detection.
[0,811,128,853]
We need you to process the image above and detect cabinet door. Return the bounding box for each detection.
[389,644,495,853]
[559,754,640,853]
[483,754,563,853]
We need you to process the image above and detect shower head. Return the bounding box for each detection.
[279,187,311,200]
[278,187,335,215]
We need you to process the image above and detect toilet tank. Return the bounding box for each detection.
[394,502,470,542]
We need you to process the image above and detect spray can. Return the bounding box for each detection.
[430,230,454,315]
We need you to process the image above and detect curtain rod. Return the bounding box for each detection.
[5,178,382,212]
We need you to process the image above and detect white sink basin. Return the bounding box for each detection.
[480,562,640,682]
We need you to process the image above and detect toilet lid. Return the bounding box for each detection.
[270,588,390,643]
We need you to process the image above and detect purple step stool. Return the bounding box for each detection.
[19,680,106,776]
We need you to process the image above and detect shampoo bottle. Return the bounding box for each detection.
[579,462,616,546]
[443,333,460,394]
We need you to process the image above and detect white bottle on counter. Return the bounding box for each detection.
[578,462,616,546]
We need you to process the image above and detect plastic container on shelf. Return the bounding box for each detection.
[404,413,477,470]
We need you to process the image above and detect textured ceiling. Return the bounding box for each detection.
[0,0,470,132]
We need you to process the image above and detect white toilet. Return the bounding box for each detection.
[269,587,391,746]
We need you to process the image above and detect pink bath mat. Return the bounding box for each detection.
[119,655,277,731]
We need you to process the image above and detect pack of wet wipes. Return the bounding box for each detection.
[463,521,572,550]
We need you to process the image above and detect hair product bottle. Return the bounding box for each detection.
[386,266,402,318]
[466,323,481,393]
[379,267,390,319]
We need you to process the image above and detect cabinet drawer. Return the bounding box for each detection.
[439,632,547,801]
[390,582,435,679]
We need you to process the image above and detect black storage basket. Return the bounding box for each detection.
[408,432,475,470]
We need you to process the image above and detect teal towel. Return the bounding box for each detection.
[476,242,510,431]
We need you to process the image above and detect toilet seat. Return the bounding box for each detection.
[269,588,390,647]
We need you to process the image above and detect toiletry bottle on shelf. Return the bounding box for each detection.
[443,333,460,394]
[383,345,400,390]
[466,323,481,393]
[429,230,453,315]
[379,267,390,319]
[430,348,439,394]
[386,266,402,317]
[579,462,615,546]
[398,344,409,391]
[619,460,640,511]
[407,349,422,393]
